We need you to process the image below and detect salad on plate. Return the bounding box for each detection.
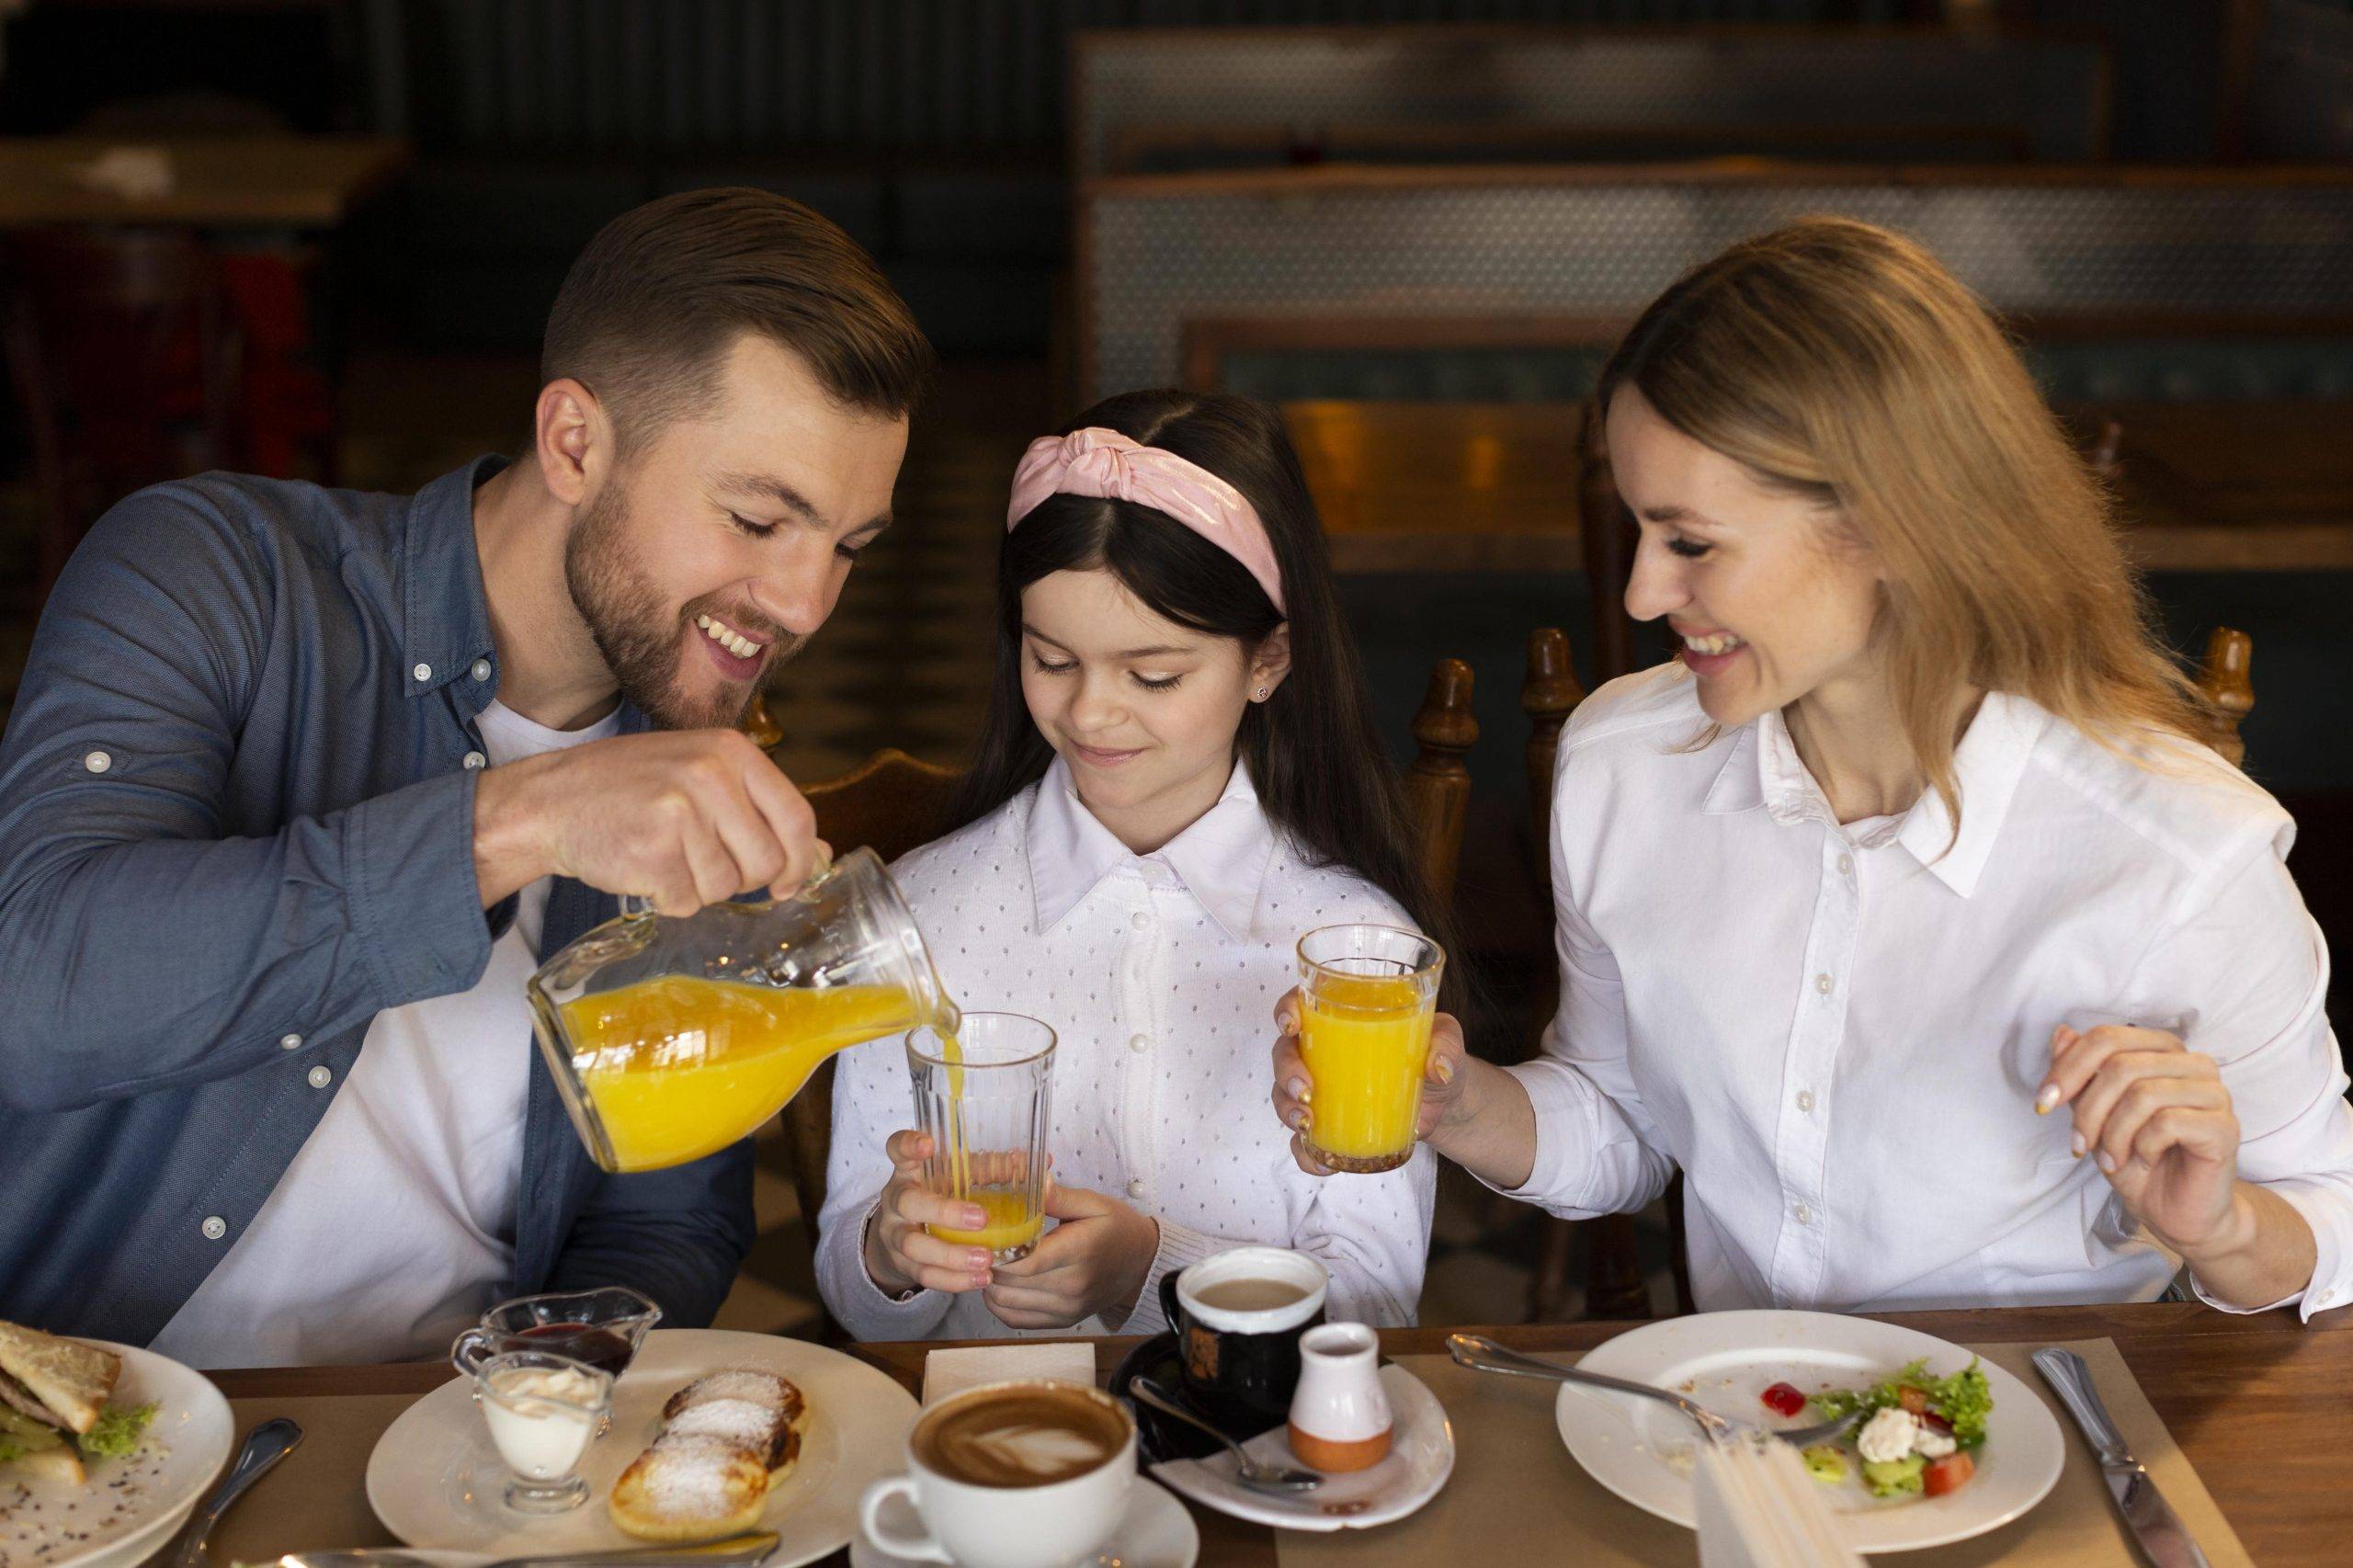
[1758,1358,1992,1501]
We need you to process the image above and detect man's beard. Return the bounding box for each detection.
[563,481,802,731]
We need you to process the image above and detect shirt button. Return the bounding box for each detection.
[278,1032,302,1051]
[1836,854,1853,877]
[1815,972,1834,994]
[307,1064,334,1089]
[1125,1179,1146,1199]
[462,750,487,770]
[1130,911,1151,932]
[83,749,112,774]
[471,658,493,681]
[412,662,433,683]
[200,1216,228,1241]
[1793,1203,1814,1226]
[1797,1090,1815,1113]
[1129,1033,1152,1054]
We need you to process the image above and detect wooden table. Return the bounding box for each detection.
[0,136,408,228]
[193,1301,2353,1567]
[1287,399,2353,574]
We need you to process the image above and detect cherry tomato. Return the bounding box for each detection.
[1760,1381,1807,1418]
[1924,1451,1976,1497]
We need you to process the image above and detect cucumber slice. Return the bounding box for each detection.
[1862,1453,1927,1497]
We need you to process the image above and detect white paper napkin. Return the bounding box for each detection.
[1696,1436,1863,1567]
[920,1340,1097,1406]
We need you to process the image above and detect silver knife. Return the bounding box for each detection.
[2033,1347,2212,1568]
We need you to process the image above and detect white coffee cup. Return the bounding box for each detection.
[859,1379,1137,1568]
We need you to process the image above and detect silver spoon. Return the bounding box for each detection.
[278,1532,780,1568]
[1127,1378,1321,1492]
[172,1417,305,1568]
[1447,1334,1860,1448]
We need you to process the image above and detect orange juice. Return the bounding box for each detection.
[927,1186,1044,1252]
[1299,972,1434,1171]
[565,977,922,1172]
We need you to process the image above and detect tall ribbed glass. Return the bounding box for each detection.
[909,1012,1056,1262]
[1296,924,1444,1174]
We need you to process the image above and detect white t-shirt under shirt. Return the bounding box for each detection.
[153,700,620,1367]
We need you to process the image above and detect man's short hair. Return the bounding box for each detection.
[542,187,933,454]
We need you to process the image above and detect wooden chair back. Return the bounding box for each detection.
[752,665,1475,1300]
[1403,658,1477,909]
[2198,628,2255,767]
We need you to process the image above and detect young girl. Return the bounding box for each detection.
[814,389,1449,1338]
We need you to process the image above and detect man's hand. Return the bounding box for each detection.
[982,1183,1160,1331]
[861,1131,998,1299]
[472,728,824,912]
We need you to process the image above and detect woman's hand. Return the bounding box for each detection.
[982,1184,1160,1330]
[860,1131,997,1298]
[2039,1024,2243,1255]
[1269,990,1470,1176]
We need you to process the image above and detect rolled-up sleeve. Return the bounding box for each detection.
[0,487,493,1111]
[1482,735,1679,1220]
[2147,835,2353,1320]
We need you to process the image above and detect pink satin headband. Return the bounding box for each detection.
[1006,427,1286,615]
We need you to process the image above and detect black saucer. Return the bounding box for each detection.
[1107,1332,1267,1464]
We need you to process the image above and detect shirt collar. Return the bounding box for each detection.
[1701,693,2045,898]
[400,454,506,701]
[1025,755,1278,943]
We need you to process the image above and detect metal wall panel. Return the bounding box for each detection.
[1085,177,2353,394]
[1073,30,2111,174]
[361,0,1885,154]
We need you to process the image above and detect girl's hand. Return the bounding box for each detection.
[982,1184,1160,1330]
[1270,990,1469,1176]
[2039,1024,2243,1256]
[861,1131,998,1298]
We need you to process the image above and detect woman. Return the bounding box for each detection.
[1273,218,2353,1317]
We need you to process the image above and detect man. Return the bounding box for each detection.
[0,188,931,1365]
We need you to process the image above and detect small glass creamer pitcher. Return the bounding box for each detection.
[527,846,958,1174]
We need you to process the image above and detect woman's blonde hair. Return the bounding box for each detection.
[1597,216,2211,825]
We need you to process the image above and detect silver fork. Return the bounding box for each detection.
[1446,1334,1860,1448]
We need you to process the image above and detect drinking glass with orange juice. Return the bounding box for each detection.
[1295,924,1444,1173]
[907,1014,1056,1261]
[527,847,959,1174]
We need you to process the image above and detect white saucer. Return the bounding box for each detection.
[849,1476,1199,1567]
[1146,1362,1453,1532]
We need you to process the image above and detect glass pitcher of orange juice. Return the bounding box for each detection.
[527,847,958,1174]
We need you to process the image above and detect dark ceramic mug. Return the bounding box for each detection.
[1157,1245,1330,1432]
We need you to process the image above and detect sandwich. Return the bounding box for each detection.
[0,1320,156,1486]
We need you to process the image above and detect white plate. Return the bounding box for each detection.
[851,1476,1198,1568]
[0,1340,234,1568]
[1146,1362,1453,1533]
[1554,1310,2063,1554]
[366,1328,917,1568]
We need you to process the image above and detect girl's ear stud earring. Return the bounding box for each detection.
[1255,687,1270,700]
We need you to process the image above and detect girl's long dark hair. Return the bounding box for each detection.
[943,389,1464,1006]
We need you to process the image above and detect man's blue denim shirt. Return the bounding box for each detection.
[0,458,753,1344]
